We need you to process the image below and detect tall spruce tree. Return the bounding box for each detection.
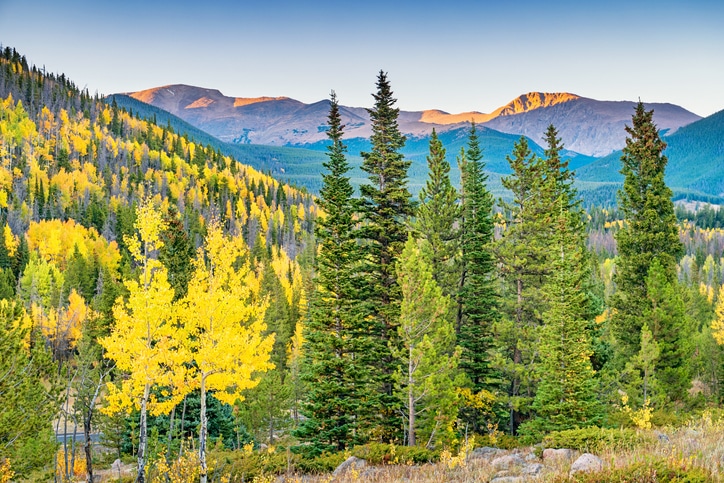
[297,92,368,453]
[457,123,498,400]
[494,136,549,434]
[413,129,459,298]
[520,200,601,436]
[358,71,413,441]
[611,102,685,371]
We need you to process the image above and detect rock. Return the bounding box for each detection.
[491,454,526,471]
[655,430,670,443]
[542,448,575,461]
[470,446,505,460]
[490,477,525,483]
[332,456,367,477]
[569,453,603,476]
[111,459,123,472]
[522,463,544,475]
[524,452,539,462]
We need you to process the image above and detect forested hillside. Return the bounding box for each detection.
[0,47,315,480]
[2,46,724,483]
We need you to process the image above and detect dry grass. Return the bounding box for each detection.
[276,413,724,483]
[71,413,724,482]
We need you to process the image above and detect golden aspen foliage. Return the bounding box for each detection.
[26,219,120,271]
[180,221,274,406]
[100,200,189,416]
[32,289,92,352]
[3,225,16,257]
[712,284,724,345]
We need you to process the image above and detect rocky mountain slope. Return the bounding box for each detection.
[127,86,701,157]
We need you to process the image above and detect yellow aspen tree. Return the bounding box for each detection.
[181,221,273,483]
[100,200,188,483]
[712,284,724,345]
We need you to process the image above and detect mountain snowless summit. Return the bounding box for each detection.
[127,86,701,157]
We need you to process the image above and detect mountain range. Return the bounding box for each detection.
[117,85,723,205]
[127,86,700,158]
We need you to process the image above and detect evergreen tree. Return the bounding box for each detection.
[520,207,601,436]
[0,301,59,476]
[158,206,196,301]
[611,102,684,371]
[358,71,413,441]
[494,136,549,434]
[395,236,458,448]
[297,92,368,453]
[413,128,459,297]
[457,123,499,418]
[644,259,693,402]
[621,321,661,409]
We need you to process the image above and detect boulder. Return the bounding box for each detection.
[490,477,525,483]
[332,456,367,477]
[542,448,575,461]
[522,462,544,476]
[470,446,505,460]
[654,430,670,443]
[491,454,526,471]
[569,453,603,476]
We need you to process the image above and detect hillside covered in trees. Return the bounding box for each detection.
[2,47,724,482]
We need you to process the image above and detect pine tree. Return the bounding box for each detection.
[358,71,413,441]
[457,123,499,421]
[159,206,196,301]
[0,300,59,476]
[297,92,369,453]
[414,128,459,297]
[494,136,549,434]
[644,259,692,402]
[520,207,601,436]
[611,102,684,371]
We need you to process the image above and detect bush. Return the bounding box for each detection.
[474,433,521,450]
[542,427,655,453]
[548,457,711,483]
[351,443,439,465]
[294,451,347,474]
[210,449,290,480]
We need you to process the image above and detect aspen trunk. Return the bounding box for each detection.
[137,383,150,483]
[199,374,208,483]
[408,345,416,447]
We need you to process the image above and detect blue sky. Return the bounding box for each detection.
[1,0,723,116]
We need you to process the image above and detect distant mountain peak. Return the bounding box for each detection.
[498,92,580,116]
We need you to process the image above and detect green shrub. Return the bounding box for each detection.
[294,451,347,474]
[548,457,711,483]
[211,449,291,480]
[542,427,655,453]
[351,443,438,465]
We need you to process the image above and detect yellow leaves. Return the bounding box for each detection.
[181,221,273,406]
[457,387,496,412]
[32,289,93,352]
[27,219,121,271]
[102,201,185,416]
[620,392,653,429]
[126,199,166,266]
[0,457,14,483]
[700,282,715,303]
[712,284,724,345]
[2,225,15,257]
